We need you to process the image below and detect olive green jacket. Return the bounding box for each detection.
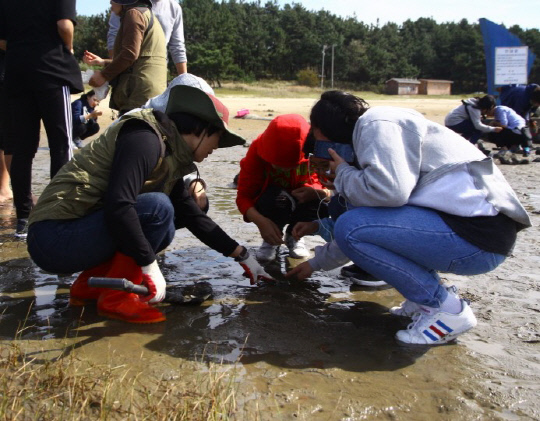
[29,109,195,225]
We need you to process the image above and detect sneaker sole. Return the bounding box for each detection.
[395,336,458,346]
[349,277,388,287]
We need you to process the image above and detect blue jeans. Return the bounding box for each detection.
[28,193,176,274]
[333,205,506,308]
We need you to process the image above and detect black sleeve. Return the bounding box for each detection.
[57,0,77,23]
[0,2,6,39]
[103,120,162,266]
[169,181,239,256]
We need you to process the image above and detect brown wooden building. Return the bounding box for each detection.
[385,78,421,95]
[419,79,453,95]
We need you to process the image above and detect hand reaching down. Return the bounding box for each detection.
[141,260,166,303]
[235,247,274,284]
[285,261,314,280]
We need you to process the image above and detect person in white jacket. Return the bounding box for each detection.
[444,95,502,145]
[287,90,531,346]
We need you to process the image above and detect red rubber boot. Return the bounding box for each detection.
[96,252,166,324]
[69,260,114,306]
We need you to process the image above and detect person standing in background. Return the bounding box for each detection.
[84,0,167,115]
[108,0,187,75]
[0,0,83,237]
[0,49,12,203]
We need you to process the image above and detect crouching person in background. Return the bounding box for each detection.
[71,90,102,149]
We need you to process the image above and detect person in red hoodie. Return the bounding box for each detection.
[236,114,330,261]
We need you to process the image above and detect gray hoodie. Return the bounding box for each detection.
[309,106,531,272]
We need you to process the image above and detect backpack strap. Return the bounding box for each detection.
[461,100,473,121]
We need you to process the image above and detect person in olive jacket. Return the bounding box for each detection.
[28,86,271,324]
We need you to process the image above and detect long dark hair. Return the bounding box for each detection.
[474,95,496,111]
[310,90,369,143]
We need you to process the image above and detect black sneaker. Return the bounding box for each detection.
[15,218,28,238]
[340,264,388,287]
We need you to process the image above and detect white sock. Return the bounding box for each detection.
[439,292,462,314]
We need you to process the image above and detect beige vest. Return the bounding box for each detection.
[110,7,167,112]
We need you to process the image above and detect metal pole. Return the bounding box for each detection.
[331,44,335,89]
[321,45,327,89]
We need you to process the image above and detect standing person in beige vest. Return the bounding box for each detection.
[83,0,167,115]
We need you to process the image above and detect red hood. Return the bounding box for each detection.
[256,114,309,168]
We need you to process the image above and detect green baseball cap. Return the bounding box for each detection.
[165,85,246,148]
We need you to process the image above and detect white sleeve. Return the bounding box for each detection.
[308,240,350,272]
[469,107,497,133]
[107,13,120,51]
[167,3,187,64]
[334,120,421,207]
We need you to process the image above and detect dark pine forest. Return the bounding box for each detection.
[75,0,540,93]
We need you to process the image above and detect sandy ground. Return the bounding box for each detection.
[0,94,539,420]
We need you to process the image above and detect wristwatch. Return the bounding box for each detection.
[234,246,249,262]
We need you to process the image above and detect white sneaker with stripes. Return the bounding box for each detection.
[395,299,477,345]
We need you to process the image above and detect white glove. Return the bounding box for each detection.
[235,247,273,285]
[141,260,166,303]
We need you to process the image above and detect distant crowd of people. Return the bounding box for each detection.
[0,0,534,346]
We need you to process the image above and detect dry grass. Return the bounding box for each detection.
[217,80,323,98]
[215,80,467,101]
[0,334,239,420]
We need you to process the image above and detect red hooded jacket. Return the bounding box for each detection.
[236,114,323,216]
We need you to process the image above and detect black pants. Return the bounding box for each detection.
[489,127,532,149]
[73,119,100,140]
[255,185,328,234]
[6,86,74,218]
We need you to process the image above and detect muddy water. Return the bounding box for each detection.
[1,100,539,420]
[0,228,481,420]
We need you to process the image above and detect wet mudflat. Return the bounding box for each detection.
[0,97,539,420]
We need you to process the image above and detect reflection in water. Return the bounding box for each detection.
[33,272,59,323]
